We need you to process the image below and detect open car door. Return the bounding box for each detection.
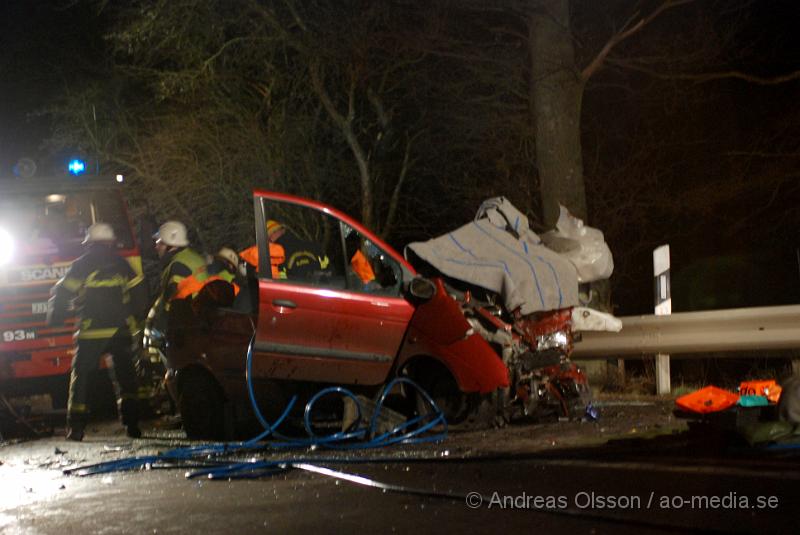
[251,191,416,385]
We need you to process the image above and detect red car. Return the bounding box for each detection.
[164,190,585,439]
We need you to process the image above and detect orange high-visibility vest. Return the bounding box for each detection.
[174,271,240,299]
[174,266,208,299]
[239,243,286,279]
[350,250,375,284]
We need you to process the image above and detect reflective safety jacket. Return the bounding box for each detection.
[47,245,147,340]
[206,259,241,295]
[147,246,209,333]
[239,243,287,279]
[161,247,209,303]
[350,250,376,283]
[176,261,241,298]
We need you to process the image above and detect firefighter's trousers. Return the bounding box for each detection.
[67,328,139,430]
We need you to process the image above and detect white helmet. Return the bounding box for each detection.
[216,247,239,269]
[83,223,116,244]
[154,220,189,247]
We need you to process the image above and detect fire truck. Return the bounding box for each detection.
[0,175,142,411]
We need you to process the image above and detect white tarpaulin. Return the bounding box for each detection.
[540,204,614,283]
[405,197,579,315]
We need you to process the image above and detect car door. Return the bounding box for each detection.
[251,191,416,385]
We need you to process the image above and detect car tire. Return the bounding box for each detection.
[178,369,225,441]
[413,366,471,426]
[411,360,510,430]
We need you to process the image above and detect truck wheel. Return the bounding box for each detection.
[178,369,225,440]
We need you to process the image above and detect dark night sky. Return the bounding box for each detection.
[1,1,796,175]
[0,0,103,176]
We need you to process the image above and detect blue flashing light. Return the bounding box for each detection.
[68,159,86,175]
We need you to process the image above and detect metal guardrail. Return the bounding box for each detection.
[572,304,800,359]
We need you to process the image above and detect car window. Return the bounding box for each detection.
[259,198,402,296]
[260,199,346,288]
[342,224,402,296]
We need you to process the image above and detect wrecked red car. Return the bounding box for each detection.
[160,191,616,439]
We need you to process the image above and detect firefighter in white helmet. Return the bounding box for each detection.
[206,247,242,293]
[47,223,148,441]
[147,220,209,330]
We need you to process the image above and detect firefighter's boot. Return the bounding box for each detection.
[66,414,87,442]
[119,397,142,438]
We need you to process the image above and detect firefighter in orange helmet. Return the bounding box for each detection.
[239,220,287,279]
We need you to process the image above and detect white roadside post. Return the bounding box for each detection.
[654,245,671,395]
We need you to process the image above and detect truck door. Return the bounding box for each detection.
[252,192,415,385]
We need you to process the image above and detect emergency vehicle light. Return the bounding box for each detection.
[0,227,14,267]
[68,159,86,175]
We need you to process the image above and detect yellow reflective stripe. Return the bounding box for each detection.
[126,274,145,289]
[319,255,330,269]
[217,270,235,283]
[62,277,84,292]
[77,328,120,339]
[287,251,315,269]
[126,255,143,276]
[85,273,128,288]
[68,403,89,413]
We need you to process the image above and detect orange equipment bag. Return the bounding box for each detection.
[738,380,782,404]
[675,386,740,414]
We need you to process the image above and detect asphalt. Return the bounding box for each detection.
[1,403,798,534]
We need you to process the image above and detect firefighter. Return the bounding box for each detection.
[187,246,244,311]
[47,223,148,441]
[239,220,287,279]
[147,220,209,332]
[163,246,242,300]
[345,229,376,285]
[207,247,242,294]
[279,229,331,280]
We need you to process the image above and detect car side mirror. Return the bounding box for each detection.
[408,277,436,301]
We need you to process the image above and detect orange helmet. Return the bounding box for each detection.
[266,220,285,240]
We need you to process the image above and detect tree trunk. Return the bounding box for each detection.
[529,0,587,227]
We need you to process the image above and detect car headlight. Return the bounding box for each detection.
[0,227,15,267]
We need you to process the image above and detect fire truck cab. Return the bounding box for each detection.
[0,177,141,405]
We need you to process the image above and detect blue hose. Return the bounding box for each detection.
[66,334,448,479]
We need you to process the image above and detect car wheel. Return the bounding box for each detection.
[414,366,470,425]
[178,369,225,440]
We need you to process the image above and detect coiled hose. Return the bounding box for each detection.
[66,335,447,478]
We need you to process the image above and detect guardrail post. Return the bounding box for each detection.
[654,245,671,395]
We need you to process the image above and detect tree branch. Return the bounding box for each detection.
[607,58,800,85]
[309,61,374,227]
[202,36,254,71]
[581,0,696,81]
[382,131,421,239]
